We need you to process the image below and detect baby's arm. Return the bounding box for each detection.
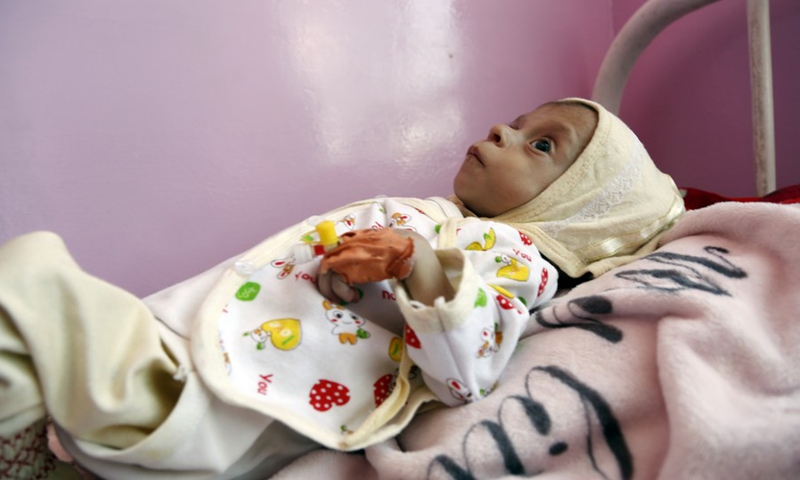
[392,230,454,306]
[317,228,454,306]
[316,222,557,406]
[395,221,558,405]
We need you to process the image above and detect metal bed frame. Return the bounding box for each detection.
[592,0,775,196]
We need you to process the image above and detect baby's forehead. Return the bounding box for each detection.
[513,102,597,138]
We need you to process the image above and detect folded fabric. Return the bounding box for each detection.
[681,184,800,210]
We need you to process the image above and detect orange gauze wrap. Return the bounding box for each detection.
[319,229,415,284]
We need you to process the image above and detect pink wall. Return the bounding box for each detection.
[0,0,613,296]
[612,0,800,197]
[4,0,796,297]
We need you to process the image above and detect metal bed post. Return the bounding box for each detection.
[592,0,777,196]
[747,0,776,196]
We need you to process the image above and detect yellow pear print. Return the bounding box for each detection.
[261,318,302,351]
[388,336,404,362]
[496,255,530,281]
[466,228,497,251]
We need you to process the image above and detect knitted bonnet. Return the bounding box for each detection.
[490,98,685,278]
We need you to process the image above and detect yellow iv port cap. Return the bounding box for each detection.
[315,220,339,247]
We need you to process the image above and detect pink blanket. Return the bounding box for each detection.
[271,202,800,480]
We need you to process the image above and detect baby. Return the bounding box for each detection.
[0,98,684,479]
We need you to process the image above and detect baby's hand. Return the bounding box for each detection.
[319,229,415,284]
[316,228,415,304]
[317,270,361,304]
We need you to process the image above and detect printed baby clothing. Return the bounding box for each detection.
[191,196,558,451]
[0,196,557,478]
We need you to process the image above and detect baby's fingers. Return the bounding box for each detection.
[317,270,337,303]
[332,275,360,304]
[317,271,360,304]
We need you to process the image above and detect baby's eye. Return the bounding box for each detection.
[532,139,551,152]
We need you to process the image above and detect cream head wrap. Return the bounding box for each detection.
[489,98,685,278]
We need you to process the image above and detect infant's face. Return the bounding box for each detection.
[453,102,597,217]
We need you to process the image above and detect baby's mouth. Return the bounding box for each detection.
[467,146,483,165]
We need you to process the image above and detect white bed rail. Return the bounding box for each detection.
[747,0,776,195]
[592,0,776,196]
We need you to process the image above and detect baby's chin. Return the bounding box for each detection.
[452,183,495,217]
[448,191,474,212]
[454,196,490,218]
[448,193,465,207]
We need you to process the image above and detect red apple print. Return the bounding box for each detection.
[373,373,395,407]
[404,324,421,349]
[519,231,533,246]
[537,268,549,297]
[497,295,514,310]
[309,379,351,412]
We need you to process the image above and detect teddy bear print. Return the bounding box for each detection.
[323,300,370,345]
[477,323,503,358]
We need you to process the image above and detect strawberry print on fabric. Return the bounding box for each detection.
[309,379,351,412]
[405,324,421,349]
[373,373,396,407]
[537,267,550,298]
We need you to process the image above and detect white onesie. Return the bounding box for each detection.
[187,196,558,451]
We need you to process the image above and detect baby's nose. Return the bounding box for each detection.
[488,124,511,146]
